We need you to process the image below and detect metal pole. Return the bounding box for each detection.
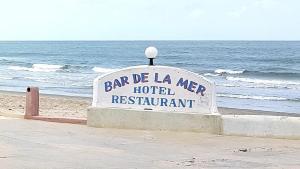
[149,58,154,66]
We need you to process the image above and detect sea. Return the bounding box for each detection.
[0,41,299,113]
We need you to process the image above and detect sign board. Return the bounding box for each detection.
[93,65,218,114]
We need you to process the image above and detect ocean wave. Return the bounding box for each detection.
[24,76,49,82]
[215,69,245,75]
[0,76,13,80]
[92,67,119,73]
[216,84,239,87]
[8,64,67,72]
[226,76,300,86]
[217,93,288,101]
[203,73,220,77]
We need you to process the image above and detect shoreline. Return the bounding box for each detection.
[0,90,299,118]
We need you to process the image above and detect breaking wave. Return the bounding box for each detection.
[8,64,68,72]
[92,67,119,73]
[226,76,300,86]
[0,76,13,80]
[214,69,245,75]
[203,73,220,77]
[217,93,289,101]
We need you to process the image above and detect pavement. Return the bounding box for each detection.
[1,116,300,169]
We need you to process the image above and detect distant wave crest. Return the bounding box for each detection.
[8,64,67,72]
[203,73,220,77]
[215,69,245,75]
[92,67,119,73]
[0,76,13,80]
[226,76,300,86]
[217,93,288,101]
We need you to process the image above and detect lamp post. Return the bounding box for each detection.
[145,46,158,66]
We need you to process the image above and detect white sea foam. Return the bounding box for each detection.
[92,67,118,73]
[217,93,288,101]
[24,76,49,82]
[215,69,245,75]
[32,64,64,72]
[8,64,65,72]
[8,66,30,71]
[204,73,220,77]
[0,76,13,80]
[226,76,300,85]
[217,84,238,87]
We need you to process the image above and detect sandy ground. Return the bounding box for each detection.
[0,90,90,118]
[0,90,299,118]
[0,117,300,169]
[1,91,300,168]
[1,90,300,118]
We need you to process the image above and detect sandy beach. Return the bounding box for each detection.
[0,90,90,119]
[1,90,299,119]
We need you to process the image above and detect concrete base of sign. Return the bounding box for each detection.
[222,115,300,139]
[87,107,222,134]
[87,108,300,139]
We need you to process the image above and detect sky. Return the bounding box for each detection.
[0,0,299,40]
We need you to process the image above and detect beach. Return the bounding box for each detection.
[0,90,90,119]
[1,90,299,119]
[0,41,299,114]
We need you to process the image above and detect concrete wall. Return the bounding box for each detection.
[87,108,300,139]
[222,115,300,139]
[87,107,222,134]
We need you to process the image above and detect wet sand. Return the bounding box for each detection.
[0,90,299,118]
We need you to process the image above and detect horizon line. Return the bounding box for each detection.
[0,40,300,42]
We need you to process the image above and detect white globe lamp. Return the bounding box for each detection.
[145,46,158,66]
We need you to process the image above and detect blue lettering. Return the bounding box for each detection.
[142,86,149,94]
[141,73,149,83]
[169,99,177,107]
[160,98,168,106]
[120,96,127,104]
[143,97,151,105]
[104,81,112,92]
[187,100,195,108]
[159,87,166,95]
[187,81,197,92]
[163,74,171,84]
[128,96,135,104]
[136,97,143,105]
[120,76,129,86]
[113,79,122,89]
[150,86,158,94]
[196,85,206,96]
[176,78,188,89]
[178,99,186,107]
[155,73,162,83]
[167,88,175,95]
[133,74,141,83]
[150,98,159,106]
[112,95,119,103]
[134,86,142,93]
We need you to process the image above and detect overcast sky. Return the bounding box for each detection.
[0,0,299,40]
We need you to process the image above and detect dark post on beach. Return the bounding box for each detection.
[25,87,39,118]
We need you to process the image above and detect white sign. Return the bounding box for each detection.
[93,65,218,114]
